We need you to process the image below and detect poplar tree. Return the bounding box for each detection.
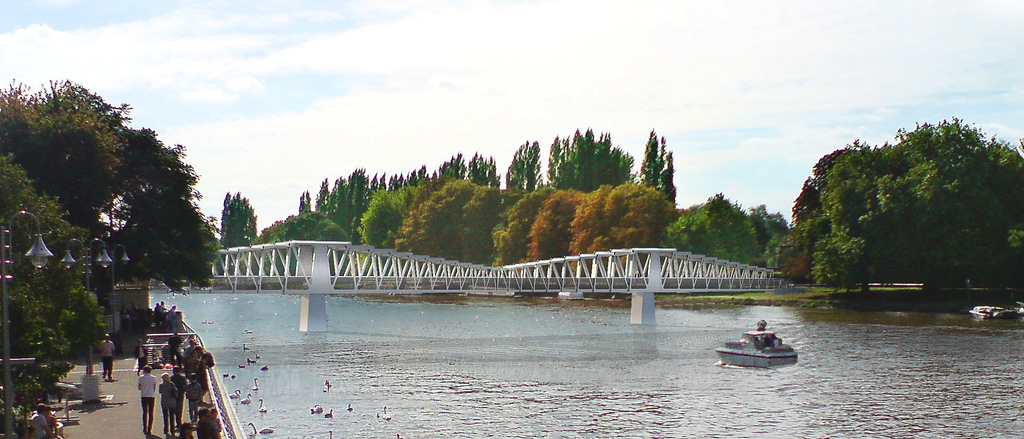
[506,141,542,191]
[220,192,257,248]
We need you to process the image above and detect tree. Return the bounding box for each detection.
[664,193,759,264]
[747,205,789,267]
[506,141,542,191]
[359,185,418,249]
[467,153,500,188]
[255,211,347,244]
[570,184,675,254]
[0,155,105,414]
[0,82,217,291]
[437,153,467,180]
[220,192,257,248]
[493,188,553,265]
[640,130,677,202]
[528,189,583,260]
[804,119,1024,289]
[394,179,477,261]
[460,184,506,263]
[547,129,634,192]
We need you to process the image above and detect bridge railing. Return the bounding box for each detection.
[212,242,784,294]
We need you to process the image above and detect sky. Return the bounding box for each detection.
[2,0,1023,230]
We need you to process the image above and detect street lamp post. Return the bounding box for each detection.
[2,210,53,439]
[62,238,125,403]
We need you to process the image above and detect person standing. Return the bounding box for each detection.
[134,339,147,375]
[137,365,158,434]
[171,366,188,429]
[99,334,116,382]
[185,375,204,422]
[159,373,179,435]
[168,332,184,365]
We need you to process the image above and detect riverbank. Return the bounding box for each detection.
[652,287,1024,314]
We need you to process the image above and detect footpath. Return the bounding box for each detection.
[58,331,241,439]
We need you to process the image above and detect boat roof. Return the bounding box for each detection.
[745,330,776,336]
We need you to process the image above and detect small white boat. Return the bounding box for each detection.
[968,306,1019,320]
[716,321,797,368]
[558,291,584,300]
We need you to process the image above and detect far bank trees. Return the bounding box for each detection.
[783,119,1024,289]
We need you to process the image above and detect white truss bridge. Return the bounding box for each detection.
[211,241,783,331]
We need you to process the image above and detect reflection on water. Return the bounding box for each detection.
[160,293,1024,438]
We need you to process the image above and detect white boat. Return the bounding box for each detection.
[558,291,584,300]
[968,306,1019,319]
[716,321,797,368]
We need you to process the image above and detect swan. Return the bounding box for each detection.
[247,357,258,364]
[347,404,353,412]
[247,422,274,435]
[238,364,245,369]
[322,380,331,393]
[240,393,252,405]
[310,404,322,414]
[252,377,260,391]
[242,343,250,351]
[229,389,241,399]
[258,399,269,413]
[260,365,269,371]
[382,406,391,421]
[324,409,333,418]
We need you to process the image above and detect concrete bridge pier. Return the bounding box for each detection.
[296,243,332,332]
[630,249,666,325]
[300,294,328,332]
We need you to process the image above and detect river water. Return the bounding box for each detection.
[156,292,1024,438]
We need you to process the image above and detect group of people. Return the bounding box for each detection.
[19,403,64,439]
[118,301,185,335]
[138,362,220,437]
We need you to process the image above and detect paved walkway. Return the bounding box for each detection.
[58,334,234,439]
[60,354,161,438]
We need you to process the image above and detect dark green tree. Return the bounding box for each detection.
[664,193,759,264]
[438,153,467,180]
[0,82,217,291]
[467,153,500,188]
[547,129,634,192]
[298,191,312,214]
[805,120,1024,289]
[255,211,347,244]
[640,130,676,201]
[220,192,257,248]
[506,141,542,191]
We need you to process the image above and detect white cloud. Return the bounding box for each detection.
[4,0,1024,228]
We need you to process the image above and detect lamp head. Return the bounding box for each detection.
[62,249,77,269]
[96,249,113,269]
[27,234,53,269]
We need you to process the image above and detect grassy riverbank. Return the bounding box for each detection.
[653,287,1024,314]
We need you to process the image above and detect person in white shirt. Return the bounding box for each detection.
[30,404,57,439]
[138,365,158,434]
[99,334,116,381]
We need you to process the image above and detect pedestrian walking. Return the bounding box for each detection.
[137,365,158,434]
[159,373,179,435]
[99,334,115,381]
